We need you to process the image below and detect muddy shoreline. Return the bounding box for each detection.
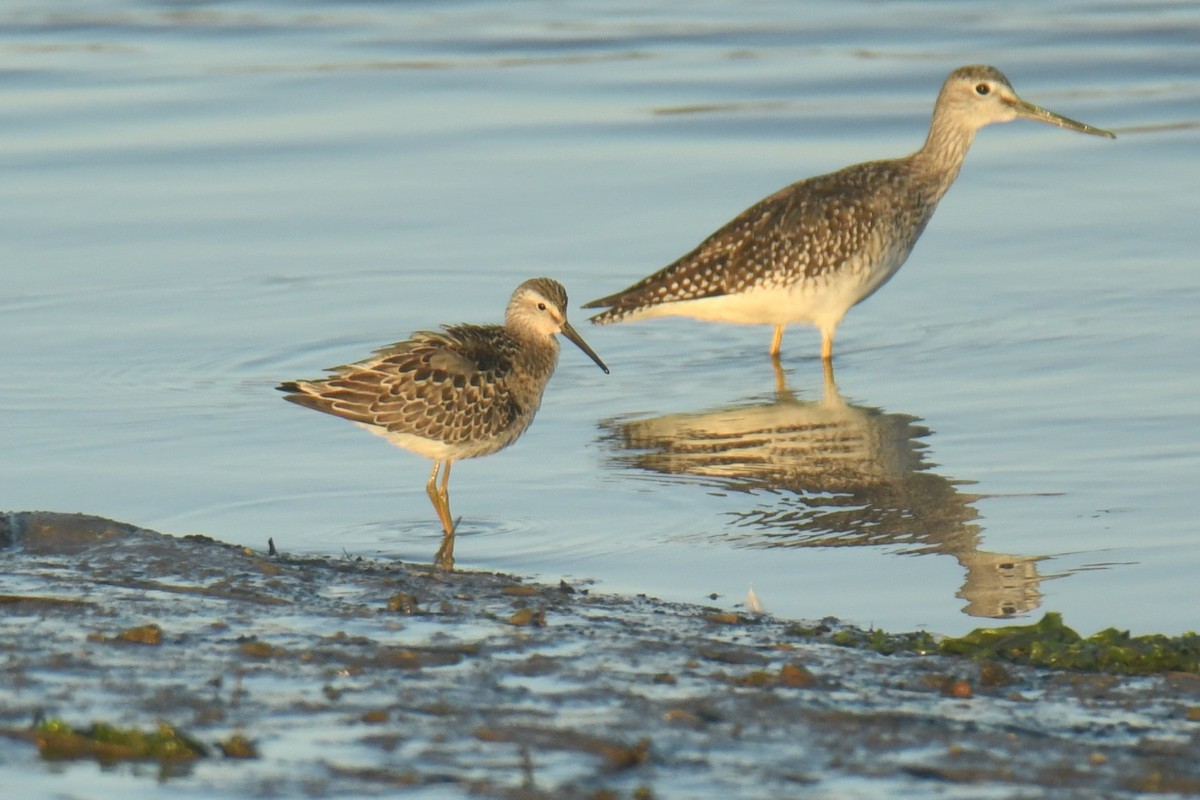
[1,511,1198,798]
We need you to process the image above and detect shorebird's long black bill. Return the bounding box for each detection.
[1013,98,1116,139]
[561,321,610,374]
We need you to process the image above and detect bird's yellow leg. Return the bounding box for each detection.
[821,355,836,395]
[769,325,785,357]
[770,352,787,395]
[428,461,457,570]
[438,461,453,524]
[434,533,456,571]
[425,461,456,537]
[820,328,834,363]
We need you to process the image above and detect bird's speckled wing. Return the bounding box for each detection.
[280,324,524,446]
[586,158,925,320]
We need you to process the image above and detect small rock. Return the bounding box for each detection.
[508,608,546,627]
[217,734,258,759]
[979,660,1013,687]
[386,592,419,614]
[779,662,817,688]
[117,624,163,646]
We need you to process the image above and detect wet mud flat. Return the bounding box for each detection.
[1,512,1198,799]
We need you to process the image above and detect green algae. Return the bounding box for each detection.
[36,719,207,762]
[803,613,1200,675]
[826,626,940,657]
[939,613,1200,674]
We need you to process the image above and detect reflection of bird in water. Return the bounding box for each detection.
[278,278,608,570]
[604,365,1047,619]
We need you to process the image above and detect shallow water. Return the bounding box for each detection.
[3,0,1199,638]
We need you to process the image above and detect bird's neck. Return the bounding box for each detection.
[910,117,977,205]
[513,334,559,376]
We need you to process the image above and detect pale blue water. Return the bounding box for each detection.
[3,0,1199,639]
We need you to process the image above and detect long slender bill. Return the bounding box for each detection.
[1013,98,1116,139]
[561,320,610,374]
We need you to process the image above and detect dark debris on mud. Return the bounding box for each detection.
[1,511,1199,799]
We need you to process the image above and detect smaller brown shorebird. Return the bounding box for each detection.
[278,277,608,567]
[584,65,1115,362]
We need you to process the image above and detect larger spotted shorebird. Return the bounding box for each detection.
[278,277,608,567]
[585,65,1115,362]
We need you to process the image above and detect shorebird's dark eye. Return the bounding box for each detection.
[975,83,990,96]
[537,302,547,311]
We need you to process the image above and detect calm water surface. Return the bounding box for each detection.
[3,0,1198,637]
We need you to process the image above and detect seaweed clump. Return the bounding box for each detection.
[35,719,207,762]
[799,613,1200,675]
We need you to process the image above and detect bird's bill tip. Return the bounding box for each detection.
[561,321,610,374]
[1014,99,1116,139]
